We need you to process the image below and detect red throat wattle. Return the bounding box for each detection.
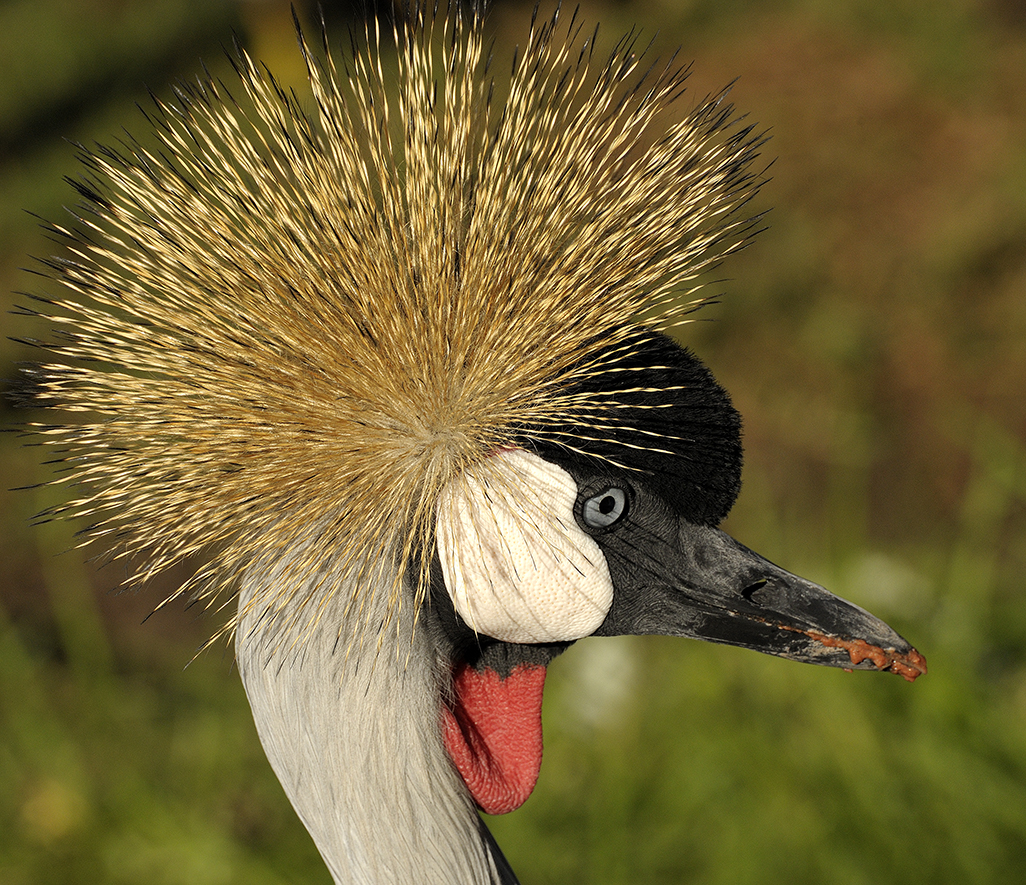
[441,661,547,815]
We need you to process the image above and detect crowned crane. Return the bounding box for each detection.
[25,4,926,884]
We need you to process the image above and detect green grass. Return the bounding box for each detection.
[3,1,1026,882]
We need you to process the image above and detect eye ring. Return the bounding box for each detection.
[580,486,628,530]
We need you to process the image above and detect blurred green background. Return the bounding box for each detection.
[2,0,1025,882]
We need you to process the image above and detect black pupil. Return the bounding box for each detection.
[599,495,616,515]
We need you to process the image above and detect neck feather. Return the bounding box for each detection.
[236,556,502,885]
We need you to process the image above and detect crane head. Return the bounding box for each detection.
[426,329,925,815]
[24,4,926,878]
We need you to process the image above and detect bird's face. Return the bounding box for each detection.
[429,331,925,817]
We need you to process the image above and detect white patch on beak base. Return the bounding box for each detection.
[435,449,614,643]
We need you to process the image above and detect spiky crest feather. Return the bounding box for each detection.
[25,4,763,653]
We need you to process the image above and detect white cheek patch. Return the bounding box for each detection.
[435,448,614,643]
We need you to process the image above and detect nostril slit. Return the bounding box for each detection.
[741,579,768,604]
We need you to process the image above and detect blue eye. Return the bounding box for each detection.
[581,487,628,529]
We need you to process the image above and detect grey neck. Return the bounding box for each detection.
[236,557,505,884]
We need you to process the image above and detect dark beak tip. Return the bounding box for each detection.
[808,630,928,682]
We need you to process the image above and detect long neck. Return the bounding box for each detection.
[236,558,501,885]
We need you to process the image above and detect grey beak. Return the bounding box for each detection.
[595,521,927,681]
